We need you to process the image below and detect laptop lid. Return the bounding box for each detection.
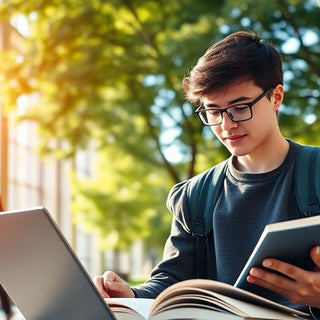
[0,206,116,320]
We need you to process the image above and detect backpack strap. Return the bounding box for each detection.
[295,145,320,217]
[187,160,228,278]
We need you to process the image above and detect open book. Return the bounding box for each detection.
[105,279,308,320]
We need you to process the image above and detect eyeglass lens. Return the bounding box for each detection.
[199,105,252,125]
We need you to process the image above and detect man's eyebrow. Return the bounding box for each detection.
[203,95,252,108]
[228,95,251,104]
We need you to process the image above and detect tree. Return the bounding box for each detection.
[71,145,172,270]
[71,143,172,244]
[0,0,319,256]
[0,0,226,255]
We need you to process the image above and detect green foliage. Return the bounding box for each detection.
[0,0,319,252]
[71,145,172,250]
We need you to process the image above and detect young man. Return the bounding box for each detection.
[94,31,320,318]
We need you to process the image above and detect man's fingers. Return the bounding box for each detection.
[93,276,110,298]
[103,271,121,284]
[94,271,134,298]
[311,246,320,270]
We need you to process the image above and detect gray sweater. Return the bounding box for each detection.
[133,140,319,319]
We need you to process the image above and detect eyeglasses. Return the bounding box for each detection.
[195,87,274,126]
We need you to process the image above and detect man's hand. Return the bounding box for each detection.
[247,245,320,308]
[93,271,135,298]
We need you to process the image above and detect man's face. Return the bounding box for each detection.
[200,80,283,158]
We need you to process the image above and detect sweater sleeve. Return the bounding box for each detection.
[131,216,197,298]
[131,174,220,298]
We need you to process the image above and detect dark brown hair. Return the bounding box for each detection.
[183,30,283,103]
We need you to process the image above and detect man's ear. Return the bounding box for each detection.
[273,84,284,112]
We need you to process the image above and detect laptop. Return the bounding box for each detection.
[0,206,116,320]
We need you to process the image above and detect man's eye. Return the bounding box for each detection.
[207,109,220,116]
[233,105,248,112]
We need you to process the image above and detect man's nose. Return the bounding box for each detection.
[220,111,237,130]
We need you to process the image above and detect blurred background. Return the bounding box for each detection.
[0,0,319,313]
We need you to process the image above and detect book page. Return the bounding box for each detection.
[206,292,299,319]
[151,290,246,315]
[150,287,298,319]
[105,297,154,319]
[149,307,246,320]
[150,279,308,317]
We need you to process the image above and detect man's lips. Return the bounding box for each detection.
[223,134,246,142]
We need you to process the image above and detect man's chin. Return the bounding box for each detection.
[224,145,248,157]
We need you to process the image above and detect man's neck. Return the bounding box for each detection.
[234,137,289,173]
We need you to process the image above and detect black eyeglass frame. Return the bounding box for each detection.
[195,86,275,126]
